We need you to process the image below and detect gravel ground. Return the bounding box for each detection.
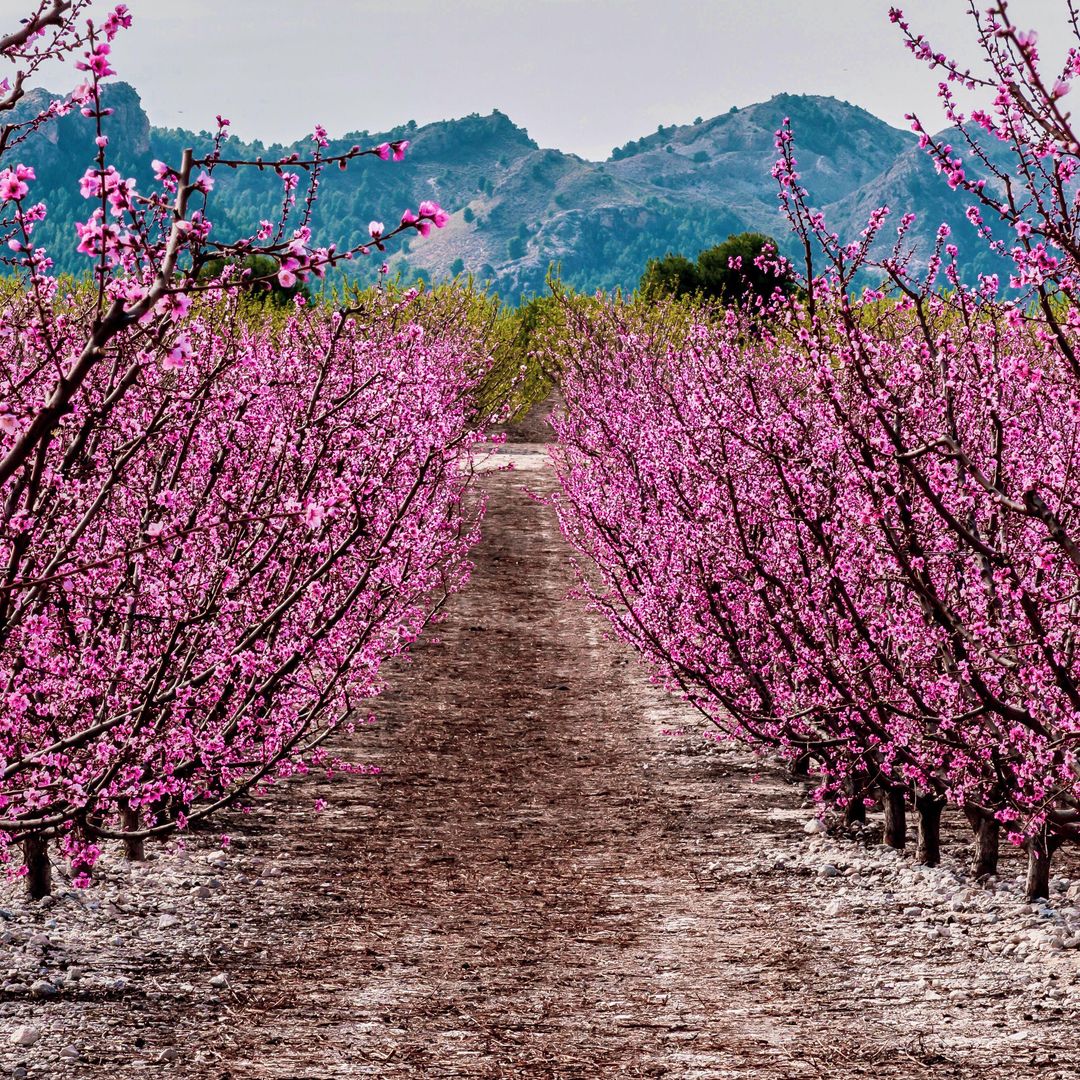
[0,406,1078,1078]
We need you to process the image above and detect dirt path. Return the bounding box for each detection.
[3,412,1080,1078]
[213,438,813,1079]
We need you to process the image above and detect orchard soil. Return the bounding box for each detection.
[3,400,1080,1078]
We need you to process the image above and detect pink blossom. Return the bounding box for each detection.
[418,200,450,228]
[103,5,133,38]
[79,44,116,79]
[0,167,31,202]
[162,335,190,370]
[302,502,325,530]
[278,257,300,288]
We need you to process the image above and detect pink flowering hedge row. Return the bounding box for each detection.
[0,2,486,893]
[548,287,1077,900]
[549,3,1080,902]
[0,286,493,879]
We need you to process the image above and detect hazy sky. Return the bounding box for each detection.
[2,0,1072,158]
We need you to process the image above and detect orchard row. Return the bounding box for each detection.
[0,2,514,896]
[547,4,1080,901]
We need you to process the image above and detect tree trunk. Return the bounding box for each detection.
[914,794,945,867]
[963,806,999,880]
[22,836,51,900]
[789,752,811,778]
[121,801,145,862]
[882,786,907,850]
[844,796,866,825]
[1025,828,1063,902]
[842,769,870,826]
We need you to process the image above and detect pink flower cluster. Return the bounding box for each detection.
[0,165,34,203]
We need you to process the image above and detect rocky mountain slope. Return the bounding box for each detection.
[10,83,1010,296]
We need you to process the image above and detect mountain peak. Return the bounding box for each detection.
[8,88,995,296]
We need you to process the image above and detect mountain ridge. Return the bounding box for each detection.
[10,83,1008,296]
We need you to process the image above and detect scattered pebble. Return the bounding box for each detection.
[29,978,58,998]
[9,1024,40,1047]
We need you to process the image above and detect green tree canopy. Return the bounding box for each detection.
[638,252,697,300]
[639,232,795,307]
[198,253,311,307]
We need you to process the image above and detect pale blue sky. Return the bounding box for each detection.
[1,0,1071,158]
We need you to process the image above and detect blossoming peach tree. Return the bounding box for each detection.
[549,0,1080,901]
[0,2,481,898]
